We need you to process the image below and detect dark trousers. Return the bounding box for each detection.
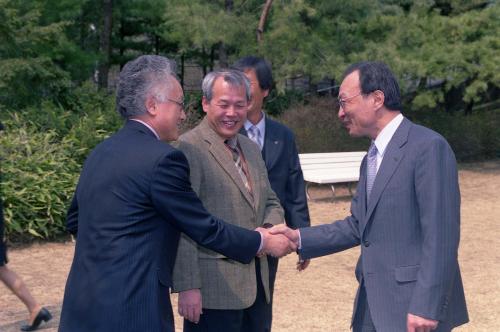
[263,256,278,330]
[183,259,270,332]
[352,285,376,332]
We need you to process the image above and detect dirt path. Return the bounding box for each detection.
[1,161,499,331]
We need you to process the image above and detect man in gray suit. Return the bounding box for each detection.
[272,61,468,332]
[172,69,286,332]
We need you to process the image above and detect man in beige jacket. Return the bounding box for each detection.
[172,69,285,332]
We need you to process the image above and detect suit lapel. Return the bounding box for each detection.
[362,118,411,235]
[357,156,369,220]
[262,118,281,168]
[202,119,254,208]
[239,138,261,209]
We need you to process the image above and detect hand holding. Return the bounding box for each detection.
[268,224,300,247]
[178,289,203,324]
[257,227,297,257]
[407,313,438,332]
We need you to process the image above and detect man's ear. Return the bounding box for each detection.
[372,90,385,110]
[201,96,209,114]
[146,95,157,115]
[263,89,270,98]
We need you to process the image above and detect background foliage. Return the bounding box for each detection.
[0,0,499,242]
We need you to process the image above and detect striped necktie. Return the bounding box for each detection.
[225,139,253,195]
[366,142,378,199]
[247,125,262,150]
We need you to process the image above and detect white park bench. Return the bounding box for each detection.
[299,151,367,199]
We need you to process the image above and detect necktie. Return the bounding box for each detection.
[366,142,378,199]
[247,125,262,150]
[225,139,253,195]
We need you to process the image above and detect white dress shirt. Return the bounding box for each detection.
[372,113,404,173]
[244,112,266,148]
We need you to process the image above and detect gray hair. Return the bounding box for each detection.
[116,55,178,118]
[202,69,251,102]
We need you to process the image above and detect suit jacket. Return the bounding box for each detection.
[59,120,261,332]
[299,118,468,331]
[240,117,309,229]
[172,118,284,309]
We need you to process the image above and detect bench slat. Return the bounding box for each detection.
[299,151,366,185]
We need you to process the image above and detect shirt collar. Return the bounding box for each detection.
[373,113,404,157]
[130,118,160,140]
[244,111,266,137]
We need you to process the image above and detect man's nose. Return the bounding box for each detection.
[226,106,237,116]
[338,106,345,119]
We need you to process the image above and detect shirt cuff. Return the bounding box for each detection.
[258,232,264,253]
[298,229,303,249]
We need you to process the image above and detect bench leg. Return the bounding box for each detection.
[348,182,356,196]
[330,184,336,197]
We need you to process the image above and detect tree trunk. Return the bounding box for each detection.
[98,0,113,90]
[218,43,228,68]
[217,0,233,68]
[202,46,207,76]
[257,0,273,44]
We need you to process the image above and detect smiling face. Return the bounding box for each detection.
[337,70,378,139]
[202,77,249,140]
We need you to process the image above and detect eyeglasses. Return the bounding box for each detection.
[166,98,185,110]
[156,96,185,110]
[337,92,363,109]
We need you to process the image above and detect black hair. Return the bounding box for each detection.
[343,61,402,111]
[232,56,273,91]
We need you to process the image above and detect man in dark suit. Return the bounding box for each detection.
[233,56,310,331]
[58,55,295,332]
[271,62,468,332]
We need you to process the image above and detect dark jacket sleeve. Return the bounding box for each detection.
[284,131,310,229]
[150,149,261,264]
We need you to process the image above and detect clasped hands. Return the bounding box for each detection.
[256,224,300,258]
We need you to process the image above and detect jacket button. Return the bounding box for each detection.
[363,241,371,247]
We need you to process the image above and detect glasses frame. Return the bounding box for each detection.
[155,95,185,110]
[337,92,363,109]
[165,98,185,110]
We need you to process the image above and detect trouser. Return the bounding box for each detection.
[352,285,376,332]
[183,259,270,332]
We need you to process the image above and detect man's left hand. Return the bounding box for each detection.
[296,259,310,271]
[407,313,438,332]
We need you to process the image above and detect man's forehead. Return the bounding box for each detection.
[212,79,246,100]
[339,71,360,95]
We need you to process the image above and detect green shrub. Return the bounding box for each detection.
[1,114,80,241]
[277,97,370,153]
[409,109,500,161]
[0,81,122,242]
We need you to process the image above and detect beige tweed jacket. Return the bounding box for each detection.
[171,118,284,309]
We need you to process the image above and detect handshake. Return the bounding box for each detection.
[256,224,300,258]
